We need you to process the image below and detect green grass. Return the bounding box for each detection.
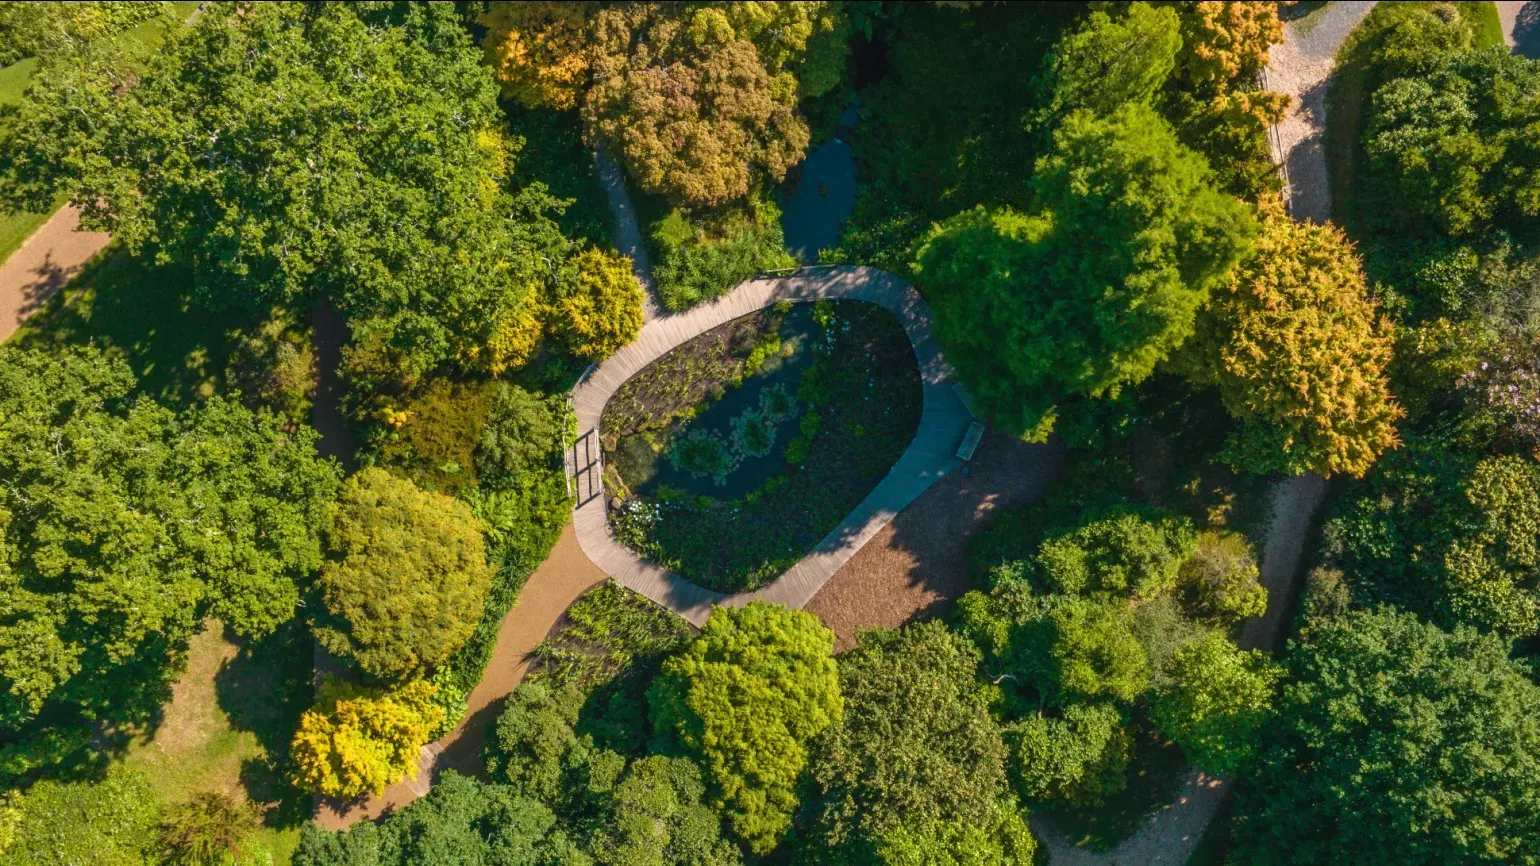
[7,246,261,409]
[118,620,313,866]
[0,55,38,106]
[1326,2,1507,234]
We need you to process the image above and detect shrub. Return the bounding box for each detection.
[484,682,583,806]
[1152,634,1280,778]
[159,791,260,866]
[651,201,798,310]
[1005,702,1130,808]
[1179,530,1268,627]
[368,377,495,496]
[553,246,644,360]
[649,602,841,853]
[290,680,445,801]
[315,468,494,681]
[4,765,163,866]
[872,807,1037,866]
[475,382,571,487]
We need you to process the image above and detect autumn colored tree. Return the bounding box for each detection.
[915,104,1255,438]
[1152,634,1280,778]
[1174,1,1283,85]
[290,680,445,801]
[481,2,597,110]
[1190,214,1402,477]
[552,246,645,360]
[585,3,810,207]
[314,468,493,682]
[648,602,841,854]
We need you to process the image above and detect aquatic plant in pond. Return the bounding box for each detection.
[665,384,799,485]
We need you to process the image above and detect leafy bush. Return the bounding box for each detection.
[871,808,1037,866]
[1178,530,1268,628]
[1151,634,1279,778]
[289,680,445,801]
[552,246,644,361]
[1005,701,1130,808]
[315,468,493,681]
[0,1,168,65]
[476,381,572,488]
[367,377,495,497]
[159,791,260,866]
[649,603,841,854]
[292,771,583,866]
[651,201,797,310]
[4,765,163,866]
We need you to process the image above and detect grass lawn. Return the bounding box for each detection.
[118,620,314,866]
[7,247,262,409]
[1325,1,1508,235]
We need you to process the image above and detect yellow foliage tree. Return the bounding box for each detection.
[480,2,596,110]
[554,246,644,360]
[1176,1,1283,86]
[1191,212,1403,477]
[290,680,445,801]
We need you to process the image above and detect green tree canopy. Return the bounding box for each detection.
[1043,2,1181,117]
[0,347,336,773]
[2,765,162,866]
[648,602,841,854]
[915,104,1255,437]
[1028,507,1197,600]
[1151,633,1279,778]
[808,622,1010,855]
[315,468,493,681]
[292,771,584,866]
[1004,700,1130,808]
[1233,608,1540,865]
[0,2,574,377]
[1322,440,1540,637]
[590,755,742,866]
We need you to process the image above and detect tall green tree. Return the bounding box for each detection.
[314,468,493,682]
[1233,608,1540,865]
[1043,2,1181,117]
[808,622,1011,856]
[914,104,1255,437]
[0,2,572,376]
[1152,633,1279,778]
[0,347,336,774]
[648,602,841,854]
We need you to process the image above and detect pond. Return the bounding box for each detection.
[602,300,922,593]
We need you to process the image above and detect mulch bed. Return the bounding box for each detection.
[805,429,1067,651]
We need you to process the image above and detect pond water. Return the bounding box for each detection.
[611,305,823,499]
[782,136,858,263]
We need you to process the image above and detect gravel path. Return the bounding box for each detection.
[595,145,663,320]
[1498,1,1540,57]
[1265,1,1378,223]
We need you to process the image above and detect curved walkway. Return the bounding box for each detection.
[567,265,975,626]
[0,205,111,343]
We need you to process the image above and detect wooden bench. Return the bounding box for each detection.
[956,421,985,461]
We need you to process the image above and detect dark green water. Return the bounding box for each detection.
[614,305,822,499]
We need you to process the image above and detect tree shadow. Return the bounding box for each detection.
[214,620,314,829]
[1517,2,1540,59]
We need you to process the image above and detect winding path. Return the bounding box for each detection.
[566,265,975,626]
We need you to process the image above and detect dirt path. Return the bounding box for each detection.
[0,205,110,343]
[595,145,663,320]
[1498,1,1540,57]
[316,523,606,829]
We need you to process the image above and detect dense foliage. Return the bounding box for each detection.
[0,0,166,65]
[1,765,161,866]
[1188,212,1402,477]
[914,104,1255,438]
[0,3,580,377]
[649,603,841,854]
[290,679,445,801]
[1233,609,1540,865]
[0,347,336,777]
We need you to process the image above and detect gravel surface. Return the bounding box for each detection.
[0,205,110,342]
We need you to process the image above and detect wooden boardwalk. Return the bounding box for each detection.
[566,265,976,625]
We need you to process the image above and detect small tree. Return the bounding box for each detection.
[1152,634,1280,778]
[1006,702,1130,808]
[315,468,493,681]
[160,791,260,866]
[481,1,596,110]
[872,807,1037,866]
[290,680,444,801]
[1179,530,1268,627]
[1045,2,1181,116]
[554,246,644,360]
[1190,214,1401,477]
[648,602,841,854]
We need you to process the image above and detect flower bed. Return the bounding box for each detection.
[604,300,922,593]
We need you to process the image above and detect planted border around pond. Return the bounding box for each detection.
[603,300,923,593]
[566,266,976,625]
